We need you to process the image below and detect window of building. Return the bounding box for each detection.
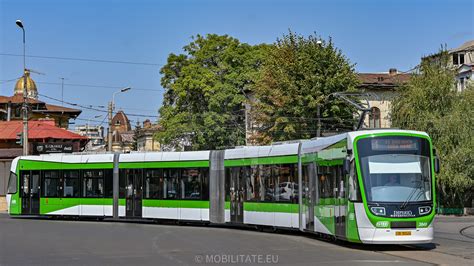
[453,53,458,65]
[459,54,465,65]
[369,107,381,128]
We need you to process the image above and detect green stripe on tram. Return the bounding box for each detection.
[142,200,209,209]
[40,198,126,214]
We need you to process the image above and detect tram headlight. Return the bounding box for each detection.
[370,206,386,216]
[418,206,431,215]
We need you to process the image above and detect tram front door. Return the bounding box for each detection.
[21,171,40,215]
[229,168,244,223]
[125,169,143,218]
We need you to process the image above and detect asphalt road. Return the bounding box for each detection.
[0,213,471,266]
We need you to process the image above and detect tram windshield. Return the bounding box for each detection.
[356,136,432,203]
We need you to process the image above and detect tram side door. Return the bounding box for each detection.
[21,171,40,215]
[229,168,244,223]
[335,166,346,238]
[125,169,143,218]
[304,163,316,231]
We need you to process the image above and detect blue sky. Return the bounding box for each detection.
[0,0,472,126]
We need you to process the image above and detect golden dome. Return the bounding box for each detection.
[14,69,38,99]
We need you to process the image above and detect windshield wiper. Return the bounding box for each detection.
[399,178,424,210]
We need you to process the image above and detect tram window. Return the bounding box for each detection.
[275,164,297,203]
[259,165,274,202]
[163,169,179,199]
[181,168,201,199]
[82,170,104,198]
[43,171,60,197]
[245,166,260,201]
[318,166,333,199]
[144,169,163,199]
[104,170,113,198]
[7,172,17,194]
[119,170,126,198]
[201,168,209,200]
[63,170,80,197]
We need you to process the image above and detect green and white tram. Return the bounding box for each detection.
[6,129,439,244]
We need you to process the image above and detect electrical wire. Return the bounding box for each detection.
[0,53,162,66]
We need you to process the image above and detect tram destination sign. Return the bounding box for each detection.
[33,143,74,154]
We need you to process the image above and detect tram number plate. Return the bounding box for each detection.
[395,231,411,236]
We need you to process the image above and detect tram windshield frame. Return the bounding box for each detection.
[356,136,433,204]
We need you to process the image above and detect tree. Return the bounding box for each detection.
[131,122,141,151]
[250,31,359,144]
[156,34,269,150]
[391,51,474,208]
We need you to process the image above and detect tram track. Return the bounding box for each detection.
[459,225,474,240]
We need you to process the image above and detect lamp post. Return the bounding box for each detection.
[108,87,131,152]
[16,19,28,155]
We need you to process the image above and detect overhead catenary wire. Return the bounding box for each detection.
[37,93,158,118]
[0,53,162,67]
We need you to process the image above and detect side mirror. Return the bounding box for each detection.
[434,156,440,174]
[343,158,350,175]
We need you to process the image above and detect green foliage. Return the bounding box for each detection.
[156,34,269,150]
[391,52,474,208]
[131,122,141,151]
[251,31,359,144]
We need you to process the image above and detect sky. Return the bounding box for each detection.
[0,0,473,127]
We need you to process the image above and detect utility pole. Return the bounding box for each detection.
[316,105,321,138]
[16,20,28,156]
[108,101,113,152]
[60,77,65,106]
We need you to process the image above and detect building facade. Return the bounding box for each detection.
[109,110,134,152]
[73,125,105,151]
[449,40,474,91]
[357,68,411,129]
[0,70,82,128]
[136,119,161,152]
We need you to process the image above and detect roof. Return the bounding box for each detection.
[0,121,88,141]
[357,72,411,89]
[450,40,474,53]
[0,94,42,104]
[42,104,82,114]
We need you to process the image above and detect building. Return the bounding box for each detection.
[136,119,161,152]
[0,120,88,209]
[0,70,82,129]
[423,40,474,92]
[109,110,134,152]
[449,40,474,91]
[73,124,105,151]
[0,70,87,210]
[357,68,411,128]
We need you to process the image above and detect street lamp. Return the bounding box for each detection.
[16,19,28,155]
[108,87,131,151]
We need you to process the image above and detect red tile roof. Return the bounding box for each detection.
[0,121,87,141]
[357,73,411,86]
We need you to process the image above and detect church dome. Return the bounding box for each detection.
[14,69,38,99]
